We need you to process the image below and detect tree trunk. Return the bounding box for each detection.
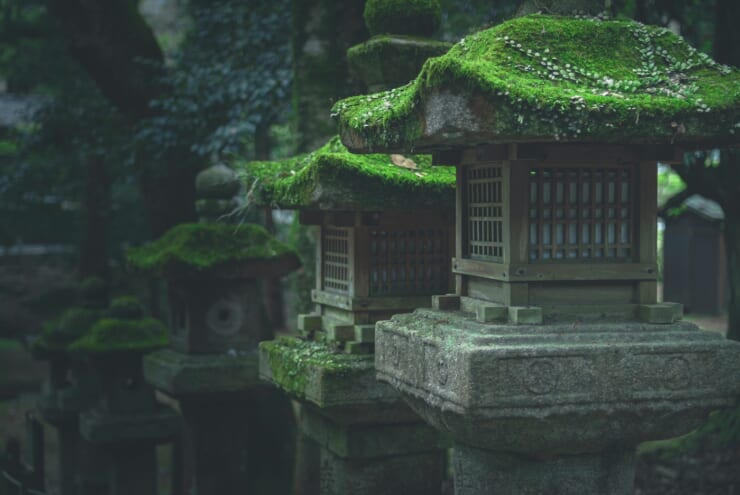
[79,154,110,282]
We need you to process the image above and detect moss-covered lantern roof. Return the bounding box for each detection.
[69,310,169,354]
[127,222,300,279]
[334,14,740,153]
[234,135,455,212]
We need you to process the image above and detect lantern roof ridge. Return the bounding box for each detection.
[126,222,298,276]
[234,135,455,212]
[333,13,740,153]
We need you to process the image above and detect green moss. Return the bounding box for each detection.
[334,14,740,151]
[347,34,452,89]
[234,136,455,211]
[70,317,169,353]
[34,307,103,352]
[364,0,441,37]
[127,222,297,275]
[107,296,145,319]
[261,336,370,397]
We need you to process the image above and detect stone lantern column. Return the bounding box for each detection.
[139,164,301,495]
[333,12,740,494]
[72,295,180,495]
[32,278,108,495]
[240,6,456,481]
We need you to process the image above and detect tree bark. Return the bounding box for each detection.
[45,0,166,120]
[79,154,110,282]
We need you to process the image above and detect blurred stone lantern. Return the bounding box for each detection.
[31,277,107,495]
[334,10,740,495]
[70,295,179,495]
[137,164,301,494]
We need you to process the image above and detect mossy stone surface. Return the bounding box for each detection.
[127,222,298,276]
[234,136,455,212]
[334,14,740,153]
[33,307,103,353]
[347,35,452,91]
[108,296,145,319]
[69,317,169,353]
[364,0,441,37]
[195,164,240,199]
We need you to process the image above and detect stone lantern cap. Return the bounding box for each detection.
[127,222,300,280]
[334,14,740,153]
[68,296,169,354]
[234,136,455,212]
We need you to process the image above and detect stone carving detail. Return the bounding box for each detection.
[524,359,558,395]
[662,356,691,390]
[206,298,243,336]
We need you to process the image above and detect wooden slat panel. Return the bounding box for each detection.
[453,258,657,282]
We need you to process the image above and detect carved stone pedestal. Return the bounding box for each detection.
[376,309,740,494]
[260,337,447,495]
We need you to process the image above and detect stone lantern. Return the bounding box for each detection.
[240,133,455,494]
[334,12,740,494]
[31,277,107,495]
[138,164,301,494]
[71,295,180,495]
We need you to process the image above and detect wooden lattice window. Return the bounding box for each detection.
[369,228,449,296]
[467,165,504,261]
[528,166,635,262]
[322,227,350,294]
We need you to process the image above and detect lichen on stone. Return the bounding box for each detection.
[69,317,169,353]
[127,222,297,275]
[234,135,455,211]
[364,0,441,37]
[261,336,370,397]
[333,14,740,152]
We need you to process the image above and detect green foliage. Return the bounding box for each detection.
[364,0,441,36]
[234,135,455,211]
[138,0,292,161]
[640,404,740,455]
[69,316,168,353]
[334,14,740,150]
[658,166,687,207]
[127,222,297,274]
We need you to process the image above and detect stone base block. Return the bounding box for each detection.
[319,446,446,495]
[143,349,259,395]
[301,406,444,459]
[80,405,180,445]
[453,444,635,495]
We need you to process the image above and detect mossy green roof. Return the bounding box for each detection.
[127,222,298,276]
[33,307,103,353]
[234,135,455,211]
[334,14,740,153]
[69,317,169,353]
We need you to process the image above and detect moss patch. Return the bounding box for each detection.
[34,307,103,352]
[127,222,296,275]
[260,336,370,398]
[234,135,455,211]
[347,34,452,89]
[334,14,740,151]
[364,0,441,37]
[70,317,169,353]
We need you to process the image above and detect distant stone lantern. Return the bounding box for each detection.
[137,164,301,495]
[240,135,455,494]
[71,295,180,495]
[32,277,107,495]
[335,12,740,495]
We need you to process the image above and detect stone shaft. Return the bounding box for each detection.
[453,444,635,495]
